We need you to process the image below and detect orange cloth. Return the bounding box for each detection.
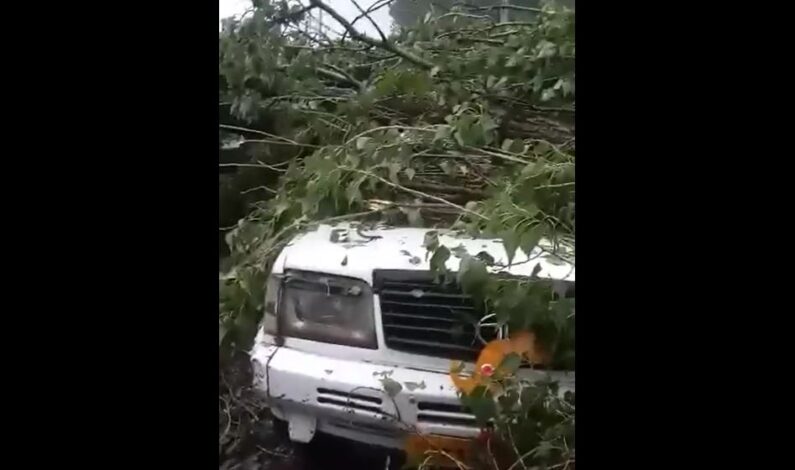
[449,330,549,394]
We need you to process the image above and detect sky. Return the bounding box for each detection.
[219,0,393,37]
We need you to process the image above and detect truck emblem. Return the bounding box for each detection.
[474,313,505,345]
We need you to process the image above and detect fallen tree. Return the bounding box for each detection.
[219,1,574,468]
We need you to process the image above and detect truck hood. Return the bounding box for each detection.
[275,223,574,284]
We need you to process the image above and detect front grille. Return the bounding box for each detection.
[316,387,383,414]
[373,270,496,361]
[417,401,477,428]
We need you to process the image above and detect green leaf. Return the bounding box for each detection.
[346,175,367,205]
[403,207,423,227]
[499,353,522,375]
[380,377,403,398]
[454,114,476,146]
[533,142,551,155]
[521,385,545,415]
[532,73,544,92]
[439,161,455,177]
[502,229,521,266]
[423,230,440,252]
[347,152,361,168]
[537,40,557,59]
[404,380,426,391]
[562,79,574,97]
[521,162,540,177]
[388,162,401,183]
[480,114,498,132]
[519,204,541,222]
[450,361,466,375]
[458,256,488,294]
[475,251,495,266]
[433,125,452,142]
[536,441,554,459]
[498,390,520,412]
[506,54,519,68]
[509,139,526,154]
[521,224,545,255]
[385,128,401,140]
[430,245,450,274]
[551,299,574,331]
[233,308,258,349]
[468,392,497,426]
[273,199,290,219]
[450,244,468,258]
[219,324,228,346]
[454,128,466,147]
[531,262,543,278]
[355,136,371,150]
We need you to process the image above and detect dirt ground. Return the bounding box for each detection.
[220,354,405,470]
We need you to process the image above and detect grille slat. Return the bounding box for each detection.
[382,312,459,323]
[417,401,477,427]
[317,387,382,404]
[417,412,477,427]
[316,387,384,414]
[380,288,470,301]
[385,335,481,355]
[381,299,475,311]
[383,324,461,335]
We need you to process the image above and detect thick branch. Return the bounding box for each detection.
[475,4,543,13]
[455,3,543,13]
[406,181,486,198]
[271,5,317,24]
[351,0,388,42]
[219,124,301,146]
[343,167,488,220]
[218,160,287,172]
[317,66,364,90]
[346,0,396,42]
[309,0,435,70]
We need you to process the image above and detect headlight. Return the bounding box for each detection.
[262,274,281,335]
[278,270,377,349]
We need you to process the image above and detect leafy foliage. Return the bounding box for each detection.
[389,0,576,30]
[463,380,574,470]
[219,1,574,468]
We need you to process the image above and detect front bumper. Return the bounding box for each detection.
[250,344,480,449]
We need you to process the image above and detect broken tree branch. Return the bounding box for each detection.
[406,181,486,198]
[472,4,544,13]
[351,0,388,43]
[218,160,287,173]
[220,124,302,146]
[342,167,488,220]
[346,0,396,42]
[309,0,435,70]
[317,66,364,90]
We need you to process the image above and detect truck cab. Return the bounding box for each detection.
[250,223,575,449]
